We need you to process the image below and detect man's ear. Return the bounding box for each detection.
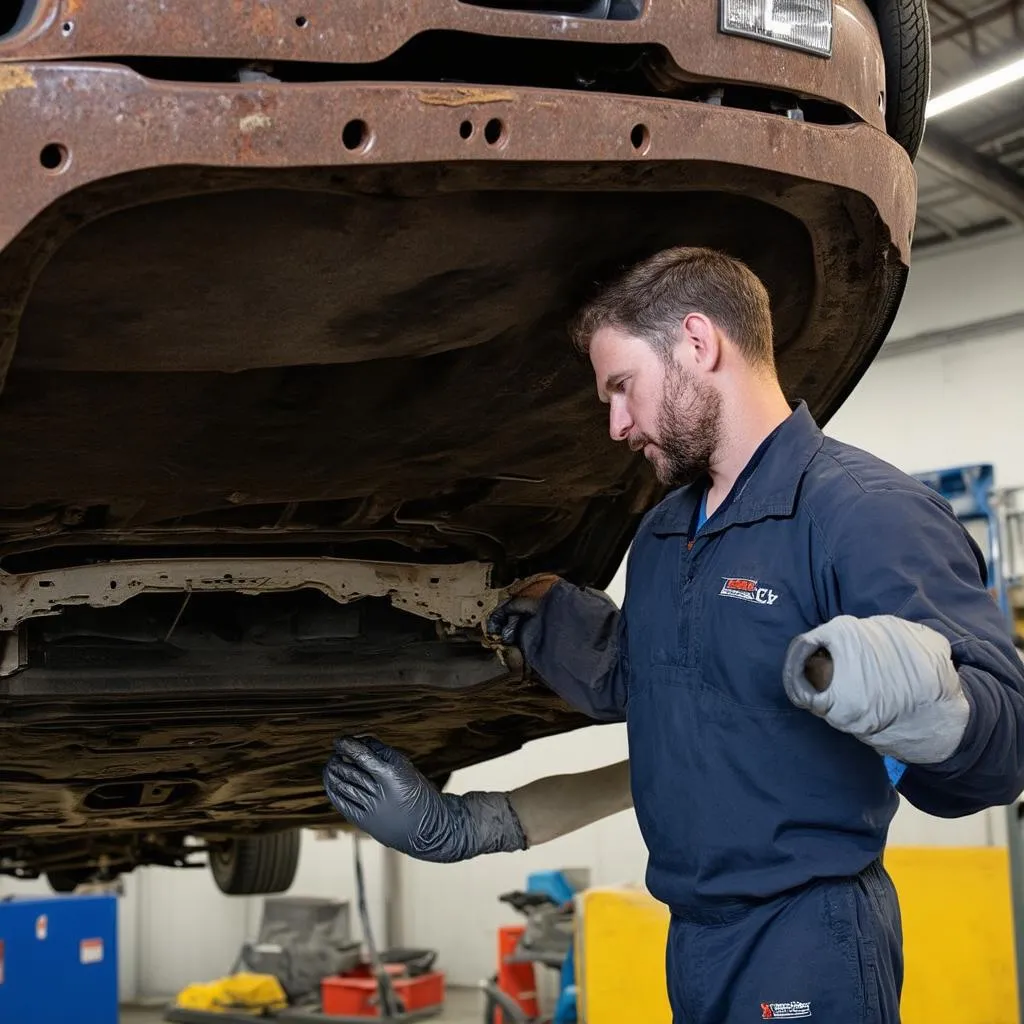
[680,312,721,371]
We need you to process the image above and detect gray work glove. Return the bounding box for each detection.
[323,737,526,862]
[486,574,563,648]
[783,614,970,764]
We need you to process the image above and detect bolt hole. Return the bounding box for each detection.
[39,143,69,172]
[61,20,74,35]
[459,120,474,140]
[342,119,369,151]
[295,15,308,27]
[484,118,505,146]
[630,123,650,152]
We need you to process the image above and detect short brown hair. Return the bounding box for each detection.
[570,247,775,369]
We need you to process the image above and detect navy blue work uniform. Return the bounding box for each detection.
[521,403,1024,1022]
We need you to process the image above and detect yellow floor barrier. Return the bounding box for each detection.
[575,848,1019,1024]
[888,846,1018,1023]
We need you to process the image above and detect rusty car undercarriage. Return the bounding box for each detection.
[0,0,923,891]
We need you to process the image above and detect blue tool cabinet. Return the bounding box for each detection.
[0,893,118,1024]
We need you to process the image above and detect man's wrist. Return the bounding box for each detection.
[460,791,528,856]
[866,678,970,764]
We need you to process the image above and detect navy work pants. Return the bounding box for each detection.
[666,860,903,1022]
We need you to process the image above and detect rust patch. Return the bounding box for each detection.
[239,112,273,133]
[416,87,515,107]
[0,67,35,102]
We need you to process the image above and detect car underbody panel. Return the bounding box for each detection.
[0,591,587,878]
[0,557,500,634]
[0,69,913,579]
[0,1,917,880]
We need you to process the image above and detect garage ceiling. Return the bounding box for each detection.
[915,0,1024,249]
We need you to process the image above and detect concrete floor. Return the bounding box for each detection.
[120,986,484,1024]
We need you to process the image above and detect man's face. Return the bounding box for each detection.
[590,324,721,487]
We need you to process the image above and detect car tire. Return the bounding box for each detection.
[47,868,90,893]
[209,830,301,896]
[875,0,931,160]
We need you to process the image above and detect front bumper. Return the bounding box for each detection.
[2,0,887,127]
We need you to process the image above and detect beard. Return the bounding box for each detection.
[635,363,722,488]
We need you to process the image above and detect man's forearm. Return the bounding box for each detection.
[507,759,633,846]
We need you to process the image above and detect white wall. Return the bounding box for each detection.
[831,230,1024,487]
[398,231,1024,983]
[883,230,1024,342]
[835,323,1024,492]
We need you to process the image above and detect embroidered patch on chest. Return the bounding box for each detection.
[720,577,779,605]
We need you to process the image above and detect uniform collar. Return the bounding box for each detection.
[650,401,824,537]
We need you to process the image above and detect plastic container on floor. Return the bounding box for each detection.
[321,966,445,1017]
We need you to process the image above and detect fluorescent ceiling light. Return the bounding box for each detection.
[926,54,1024,118]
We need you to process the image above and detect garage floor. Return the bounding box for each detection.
[120,987,484,1024]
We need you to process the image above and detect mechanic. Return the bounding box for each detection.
[324,247,1024,1022]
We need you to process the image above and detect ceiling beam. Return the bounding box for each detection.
[930,0,983,54]
[933,33,1024,89]
[916,205,962,239]
[958,103,1024,148]
[918,125,1024,222]
[932,0,1020,44]
[879,308,1024,358]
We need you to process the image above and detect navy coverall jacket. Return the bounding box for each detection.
[522,403,1024,915]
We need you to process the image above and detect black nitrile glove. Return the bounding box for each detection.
[323,737,527,863]
[487,574,563,647]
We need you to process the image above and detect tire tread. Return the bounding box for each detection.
[211,830,301,895]
[876,0,931,160]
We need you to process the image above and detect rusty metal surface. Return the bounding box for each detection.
[0,0,886,130]
[0,62,916,419]
[0,62,912,258]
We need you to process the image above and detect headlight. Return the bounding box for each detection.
[719,0,833,57]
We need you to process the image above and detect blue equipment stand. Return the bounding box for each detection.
[524,872,578,1024]
[0,893,118,1024]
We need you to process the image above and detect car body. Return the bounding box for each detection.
[0,0,921,892]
